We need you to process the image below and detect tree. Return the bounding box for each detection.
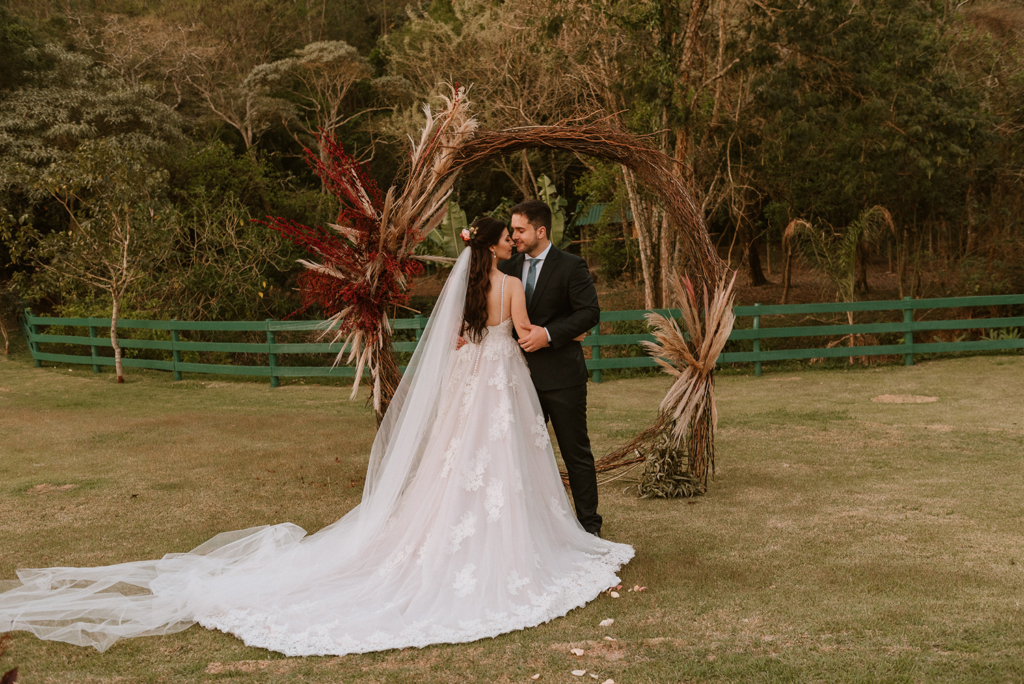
[30,140,173,383]
[740,0,986,240]
[782,206,895,306]
[250,41,372,162]
[174,0,311,149]
[0,43,181,184]
[555,0,749,305]
[0,40,182,322]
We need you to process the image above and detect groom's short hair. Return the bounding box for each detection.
[510,199,551,237]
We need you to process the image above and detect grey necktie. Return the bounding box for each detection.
[524,257,539,305]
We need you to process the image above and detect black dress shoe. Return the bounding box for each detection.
[590,529,602,539]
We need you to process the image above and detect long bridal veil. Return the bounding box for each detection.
[0,251,474,652]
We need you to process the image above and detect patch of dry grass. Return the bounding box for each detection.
[1,350,1022,682]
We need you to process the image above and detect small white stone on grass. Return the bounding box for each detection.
[599,618,614,627]
[609,591,619,598]
[570,648,585,656]
[530,675,540,681]
[572,670,587,676]
[603,636,616,641]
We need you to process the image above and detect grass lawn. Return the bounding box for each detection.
[1,350,1022,683]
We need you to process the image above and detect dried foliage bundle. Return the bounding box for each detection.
[266,86,477,423]
[582,271,736,497]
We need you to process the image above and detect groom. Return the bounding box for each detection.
[499,200,603,537]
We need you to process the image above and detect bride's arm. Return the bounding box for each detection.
[508,278,586,343]
[508,278,533,339]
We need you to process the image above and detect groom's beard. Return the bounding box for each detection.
[515,238,538,254]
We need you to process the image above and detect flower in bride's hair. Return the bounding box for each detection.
[460,228,472,242]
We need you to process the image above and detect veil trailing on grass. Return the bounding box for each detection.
[0,248,632,656]
[0,252,473,651]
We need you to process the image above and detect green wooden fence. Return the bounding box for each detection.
[19,294,1024,385]
[585,294,1024,382]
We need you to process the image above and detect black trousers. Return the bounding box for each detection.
[536,383,602,535]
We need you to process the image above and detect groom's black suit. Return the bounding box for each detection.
[499,247,602,534]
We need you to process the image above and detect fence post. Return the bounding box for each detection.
[266,319,279,388]
[590,323,602,384]
[414,314,425,343]
[903,297,914,366]
[170,319,182,381]
[753,303,762,377]
[88,322,101,374]
[24,308,41,367]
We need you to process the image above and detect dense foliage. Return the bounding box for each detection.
[1,0,1021,328]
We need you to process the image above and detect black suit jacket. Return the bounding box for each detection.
[498,247,600,391]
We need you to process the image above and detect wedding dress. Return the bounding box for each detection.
[0,250,633,656]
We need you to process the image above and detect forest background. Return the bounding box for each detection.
[1,0,1022,338]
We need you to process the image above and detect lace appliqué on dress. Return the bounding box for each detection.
[462,447,491,492]
[484,479,504,523]
[376,544,415,578]
[441,437,461,478]
[447,512,477,554]
[487,365,518,393]
[531,414,550,449]
[506,570,530,595]
[549,495,569,518]
[452,564,477,597]
[488,396,514,441]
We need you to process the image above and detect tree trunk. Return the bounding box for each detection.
[745,223,768,286]
[855,242,870,294]
[0,317,8,355]
[621,165,659,309]
[898,229,909,299]
[965,185,977,255]
[660,212,674,308]
[781,245,794,304]
[110,292,125,383]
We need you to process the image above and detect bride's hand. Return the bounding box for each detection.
[519,324,551,353]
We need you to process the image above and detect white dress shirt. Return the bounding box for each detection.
[521,242,552,282]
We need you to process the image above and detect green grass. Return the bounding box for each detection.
[1,349,1023,683]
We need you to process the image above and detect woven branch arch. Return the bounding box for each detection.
[271,88,725,428]
[449,124,725,290]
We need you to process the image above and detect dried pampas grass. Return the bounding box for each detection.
[583,271,736,497]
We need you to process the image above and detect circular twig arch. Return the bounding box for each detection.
[452,124,725,288]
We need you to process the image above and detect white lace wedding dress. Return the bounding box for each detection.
[0,251,633,656]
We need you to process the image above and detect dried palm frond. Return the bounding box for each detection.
[575,271,736,497]
[644,271,736,449]
[266,84,478,424]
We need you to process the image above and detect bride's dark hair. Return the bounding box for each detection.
[462,217,509,343]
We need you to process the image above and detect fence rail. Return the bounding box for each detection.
[19,294,1024,385]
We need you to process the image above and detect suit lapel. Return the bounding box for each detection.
[527,246,560,315]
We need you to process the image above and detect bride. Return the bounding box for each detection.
[0,217,633,656]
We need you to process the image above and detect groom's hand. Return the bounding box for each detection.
[456,335,467,350]
[519,325,550,353]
